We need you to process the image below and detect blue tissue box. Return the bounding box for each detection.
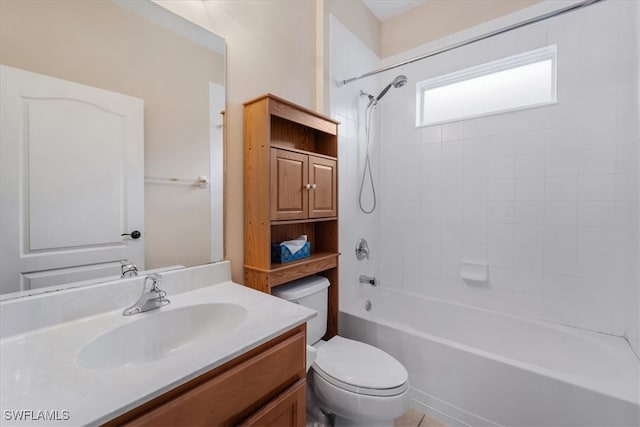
[271,241,310,263]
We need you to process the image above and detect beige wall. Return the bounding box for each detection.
[158,0,546,284]
[158,1,382,284]
[320,0,381,111]
[0,0,224,271]
[155,0,316,283]
[326,0,381,57]
[382,0,541,58]
[1,0,551,286]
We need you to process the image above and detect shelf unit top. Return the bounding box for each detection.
[244,93,340,133]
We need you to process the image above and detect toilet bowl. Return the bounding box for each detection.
[272,276,410,427]
[312,335,409,426]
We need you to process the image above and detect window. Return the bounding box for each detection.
[416,45,557,127]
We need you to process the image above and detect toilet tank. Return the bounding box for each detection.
[271,275,329,344]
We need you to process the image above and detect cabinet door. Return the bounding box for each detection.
[123,331,306,427]
[239,379,306,427]
[308,156,337,218]
[271,148,308,221]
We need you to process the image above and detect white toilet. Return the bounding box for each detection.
[272,276,410,427]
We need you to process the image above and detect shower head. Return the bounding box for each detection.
[391,74,409,88]
[374,74,408,103]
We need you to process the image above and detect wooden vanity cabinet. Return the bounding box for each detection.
[104,325,306,427]
[244,94,340,340]
[239,380,306,427]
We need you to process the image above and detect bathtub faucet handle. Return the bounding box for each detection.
[359,275,377,286]
[355,238,370,260]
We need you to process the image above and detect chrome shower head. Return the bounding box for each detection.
[391,74,408,88]
[374,74,408,103]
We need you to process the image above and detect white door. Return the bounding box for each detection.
[0,65,144,293]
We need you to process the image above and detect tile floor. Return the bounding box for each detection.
[395,408,447,427]
[306,407,446,427]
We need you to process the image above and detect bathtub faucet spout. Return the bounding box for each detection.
[359,275,377,286]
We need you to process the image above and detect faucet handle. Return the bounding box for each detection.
[355,238,370,260]
[122,273,169,316]
[144,273,163,292]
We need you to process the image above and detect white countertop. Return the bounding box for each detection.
[0,262,316,426]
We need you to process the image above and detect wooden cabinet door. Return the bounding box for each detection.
[239,379,306,427]
[308,156,337,218]
[123,331,306,427]
[271,149,308,221]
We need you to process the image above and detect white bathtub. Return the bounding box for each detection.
[340,288,640,427]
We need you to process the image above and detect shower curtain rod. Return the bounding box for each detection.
[339,0,603,86]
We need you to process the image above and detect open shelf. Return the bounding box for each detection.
[244,252,338,288]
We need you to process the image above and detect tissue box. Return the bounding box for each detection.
[271,241,311,263]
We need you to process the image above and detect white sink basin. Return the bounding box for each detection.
[76,303,247,370]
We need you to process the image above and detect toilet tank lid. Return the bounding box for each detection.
[271,275,330,301]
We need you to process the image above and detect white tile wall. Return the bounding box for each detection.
[330,16,382,310]
[330,2,639,356]
[374,0,639,340]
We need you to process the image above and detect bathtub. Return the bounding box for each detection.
[340,288,640,427]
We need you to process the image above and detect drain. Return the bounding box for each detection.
[365,300,372,311]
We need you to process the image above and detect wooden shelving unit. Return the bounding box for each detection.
[243,94,339,339]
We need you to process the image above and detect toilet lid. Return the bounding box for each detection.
[313,336,408,396]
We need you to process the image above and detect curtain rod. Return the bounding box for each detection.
[339,0,603,86]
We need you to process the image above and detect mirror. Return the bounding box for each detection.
[0,0,225,297]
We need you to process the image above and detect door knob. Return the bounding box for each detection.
[121,230,141,239]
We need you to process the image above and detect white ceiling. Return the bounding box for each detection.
[362,0,428,21]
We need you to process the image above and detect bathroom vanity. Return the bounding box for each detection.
[106,324,306,426]
[0,262,314,426]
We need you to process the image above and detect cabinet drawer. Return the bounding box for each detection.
[125,330,306,427]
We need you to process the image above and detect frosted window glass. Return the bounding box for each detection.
[417,45,557,126]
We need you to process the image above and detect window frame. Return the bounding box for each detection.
[415,44,558,127]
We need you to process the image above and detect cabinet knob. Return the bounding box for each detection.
[305,184,312,190]
[311,183,317,189]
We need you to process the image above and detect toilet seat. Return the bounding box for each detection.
[312,336,409,397]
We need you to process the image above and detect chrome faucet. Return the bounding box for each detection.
[123,273,170,316]
[120,261,138,278]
